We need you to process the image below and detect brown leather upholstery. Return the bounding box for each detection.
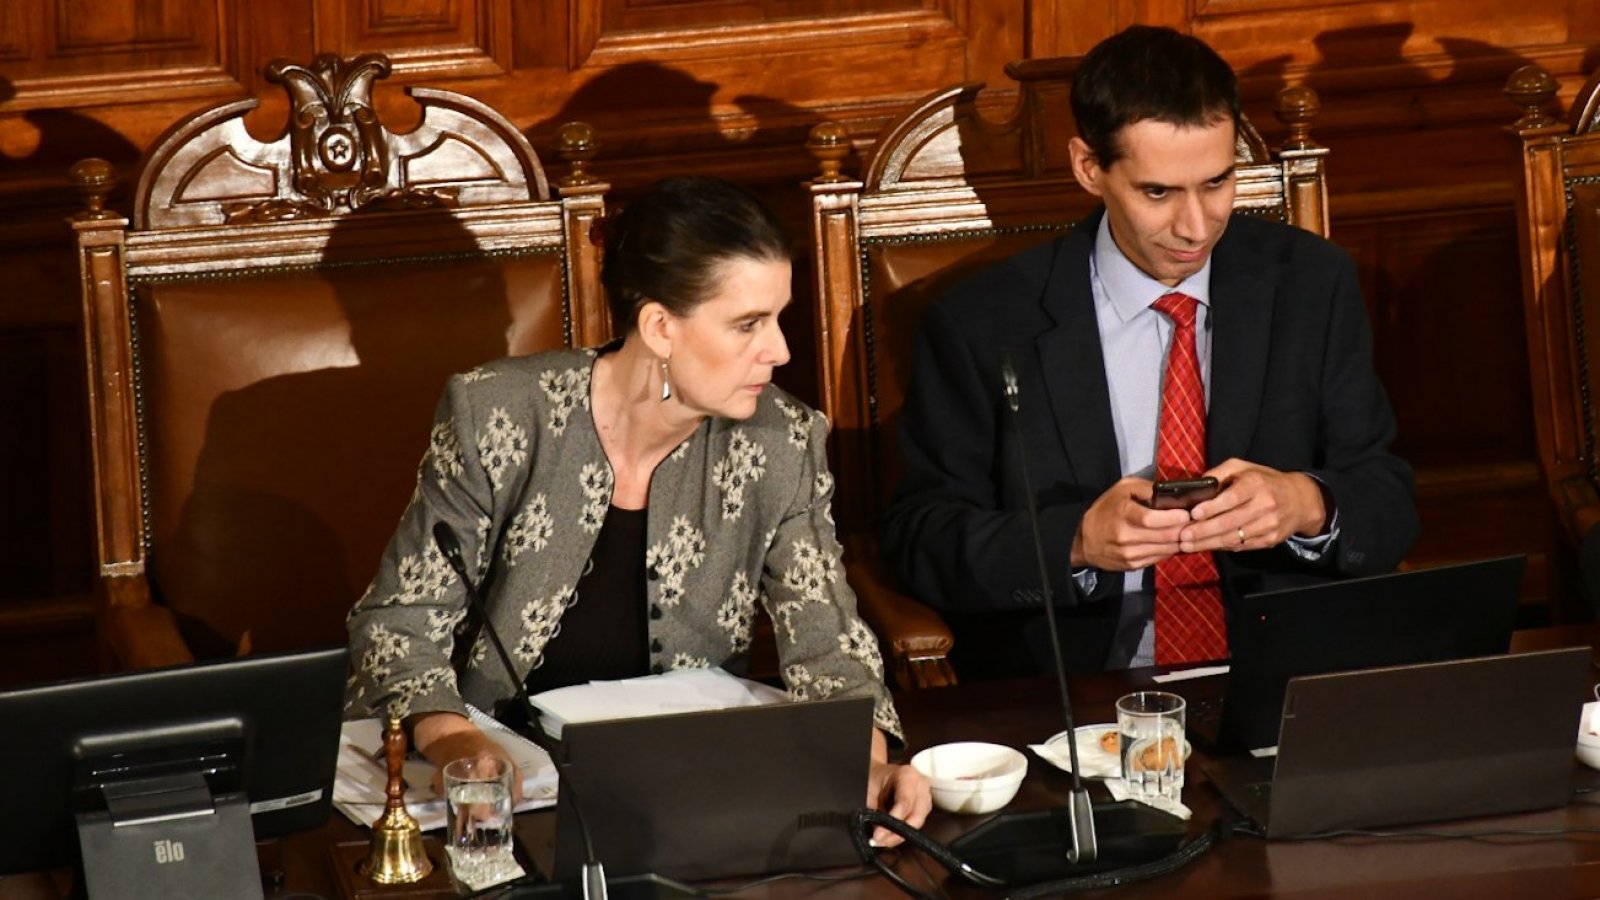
[806,59,1330,689]
[1508,64,1600,545]
[71,54,608,668]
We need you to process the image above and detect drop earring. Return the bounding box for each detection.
[660,358,672,402]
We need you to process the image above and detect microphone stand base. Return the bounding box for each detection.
[948,801,1187,884]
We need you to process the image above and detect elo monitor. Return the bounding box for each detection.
[0,646,347,899]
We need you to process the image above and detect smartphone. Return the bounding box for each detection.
[1149,476,1220,510]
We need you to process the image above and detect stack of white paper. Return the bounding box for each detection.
[529,668,788,739]
[332,705,558,831]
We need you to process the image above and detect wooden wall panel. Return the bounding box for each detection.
[0,0,1593,679]
[0,0,241,110]
[322,0,513,77]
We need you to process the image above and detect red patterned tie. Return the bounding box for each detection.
[1151,292,1228,664]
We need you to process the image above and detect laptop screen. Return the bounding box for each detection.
[1211,556,1525,752]
[551,696,873,882]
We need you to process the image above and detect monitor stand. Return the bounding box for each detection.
[75,771,264,900]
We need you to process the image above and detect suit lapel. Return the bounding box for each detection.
[1207,225,1274,465]
[1037,215,1122,489]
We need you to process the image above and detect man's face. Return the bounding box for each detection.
[1069,118,1238,286]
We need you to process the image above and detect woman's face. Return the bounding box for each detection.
[664,256,793,421]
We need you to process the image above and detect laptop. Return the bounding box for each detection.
[1180,556,1525,752]
[1204,646,1589,838]
[551,696,873,882]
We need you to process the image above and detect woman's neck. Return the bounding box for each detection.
[590,338,701,485]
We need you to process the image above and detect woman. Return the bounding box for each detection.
[345,176,929,841]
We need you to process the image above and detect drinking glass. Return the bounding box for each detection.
[1115,691,1186,806]
[443,755,518,887]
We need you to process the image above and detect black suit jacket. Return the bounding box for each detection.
[881,209,1419,678]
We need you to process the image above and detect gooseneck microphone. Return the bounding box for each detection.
[1000,351,1098,865]
[939,354,1190,887]
[433,522,541,726]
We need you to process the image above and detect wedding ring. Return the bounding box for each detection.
[1236,528,1246,546]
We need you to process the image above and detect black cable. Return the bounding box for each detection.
[852,809,1008,891]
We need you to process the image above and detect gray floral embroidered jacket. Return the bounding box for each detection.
[345,347,903,742]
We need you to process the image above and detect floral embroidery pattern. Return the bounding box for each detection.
[775,397,810,447]
[874,705,904,738]
[391,545,455,605]
[668,441,692,462]
[505,494,554,564]
[715,572,759,652]
[473,515,492,578]
[477,407,529,491]
[781,540,837,604]
[711,430,767,521]
[772,599,804,645]
[814,471,833,500]
[672,653,710,670]
[460,366,495,384]
[428,420,464,490]
[387,666,456,719]
[785,664,845,701]
[837,619,885,681]
[578,464,613,533]
[515,585,575,664]
[645,516,706,608]
[426,608,464,643]
[361,623,410,682]
[538,366,591,436]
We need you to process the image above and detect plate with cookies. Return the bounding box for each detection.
[1031,724,1191,779]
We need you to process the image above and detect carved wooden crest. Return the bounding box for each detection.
[133,52,550,229]
[253,53,456,220]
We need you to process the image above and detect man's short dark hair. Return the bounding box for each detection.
[1070,25,1243,168]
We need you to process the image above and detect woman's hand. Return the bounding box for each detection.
[410,711,524,803]
[866,729,932,848]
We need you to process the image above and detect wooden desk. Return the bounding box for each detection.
[6,627,1600,899]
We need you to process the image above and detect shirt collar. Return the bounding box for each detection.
[1092,214,1213,324]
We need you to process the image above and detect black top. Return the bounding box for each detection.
[523,505,651,695]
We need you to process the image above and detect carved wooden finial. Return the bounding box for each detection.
[1506,64,1560,131]
[1274,86,1322,151]
[69,158,118,221]
[556,121,599,188]
[807,121,852,183]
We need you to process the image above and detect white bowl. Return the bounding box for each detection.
[910,741,1027,814]
[1578,701,1600,770]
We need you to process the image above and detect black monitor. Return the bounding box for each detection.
[0,645,348,899]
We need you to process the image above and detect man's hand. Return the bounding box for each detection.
[1071,476,1193,571]
[410,710,524,803]
[1181,459,1328,553]
[866,729,932,848]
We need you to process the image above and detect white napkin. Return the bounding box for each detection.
[1103,778,1192,820]
[1029,738,1120,779]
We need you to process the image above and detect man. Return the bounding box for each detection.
[881,26,1418,679]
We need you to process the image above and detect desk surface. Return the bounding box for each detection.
[6,626,1600,899]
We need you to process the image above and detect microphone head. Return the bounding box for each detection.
[432,521,465,569]
[1000,351,1020,412]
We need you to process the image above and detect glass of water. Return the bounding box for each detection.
[443,755,518,888]
[1115,691,1186,807]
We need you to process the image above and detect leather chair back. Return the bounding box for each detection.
[71,54,609,665]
